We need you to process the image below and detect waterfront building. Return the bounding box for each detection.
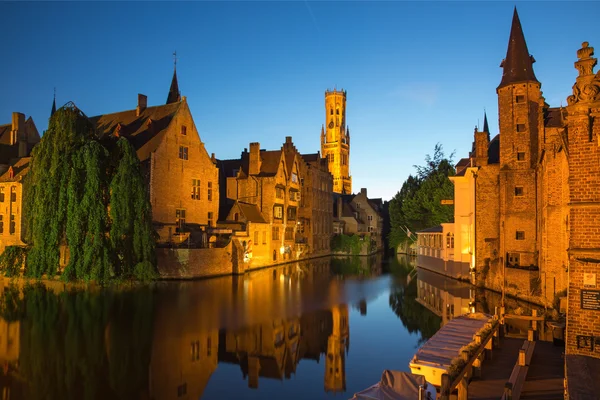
[321,89,351,194]
[90,68,220,245]
[334,188,385,250]
[300,152,334,256]
[0,112,40,252]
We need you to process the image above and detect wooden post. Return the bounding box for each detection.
[528,328,534,342]
[532,309,538,332]
[504,382,513,400]
[519,348,526,366]
[440,373,451,400]
[461,350,471,379]
[458,376,469,400]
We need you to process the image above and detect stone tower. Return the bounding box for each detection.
[496,8,542,269]
[321,89,351,194]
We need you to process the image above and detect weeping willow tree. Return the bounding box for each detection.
[23,103,157,282]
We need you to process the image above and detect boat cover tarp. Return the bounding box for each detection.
[412,313,492,369]
[350,370,431,400]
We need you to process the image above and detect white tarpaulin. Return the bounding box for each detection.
[350,370,434,400]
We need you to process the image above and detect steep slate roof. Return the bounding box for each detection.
[545,107,565,128]
[90,102,180,162]
[237,201,267,223]
[499,8,538,88]
[0,157,30,182]
[482,112,490,134]
[417,225,443,233]
[258,150,282,176]
[455,158,470,177]
[301,153,320,163]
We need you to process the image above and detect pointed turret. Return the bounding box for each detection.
[482,112,489,134]
[498,8,538,88]
[166,67,181,104]
[51,89,56,117]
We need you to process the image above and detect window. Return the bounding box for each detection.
[508,253,520,266]
[181,125,187,135]
[515,186,524,196]
[9,215,15,235]
[368,226,374,232]
[178,146,188,160]
[356,202,361,209]
[336,108,339,115]
[176,209,186,233]
[262,231,267,244]
[272,226,280,240]
[234,213,239,222]
[177,383,187,397]
[516,124,526,133]
[207,337,212,357]
[367,215,373,221]
[191,179,200,200]
[208,212,213,227]
[446,232,454,248]
[276,186,285,199]
[285,227,294,240]
[287,207,297,220]
[208,182,213,201]
[190,341,199,361]
[515,95,525,103]
[254,231,259,246]
[516,231,525,240]
[0,188,4,202]
[0,215,3,233]
[517,152,525,161]
[330,108,333,115]
[10,187,16,202]
[291,172,298,183]
[273,205,283,219]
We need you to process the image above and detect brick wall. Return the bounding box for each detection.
[157,242,233,279]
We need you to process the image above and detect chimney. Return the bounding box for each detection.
[211,153,216,163]
[249,142,261,175]
[11,112,25,146]
[285,136,292,144]
[136,94,147,116]
[360,188,367,198]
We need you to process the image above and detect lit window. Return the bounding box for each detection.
[516,231,525,240]
[446,232,454,248]
[274,205,283,219]
[191,179,200,200]
[179,146,188,160]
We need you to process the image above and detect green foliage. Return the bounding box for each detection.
[20,105,157,282]
[331,234,362,255]
[0,246,28,277]
[388,143,455,250]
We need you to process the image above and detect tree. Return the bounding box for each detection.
[388,143,455,251]
[21,104,157,282]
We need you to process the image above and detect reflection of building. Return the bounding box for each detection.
[416,268,474,327]
[218,304,350,393]
[149,297,219,399]
[325,305,349,393]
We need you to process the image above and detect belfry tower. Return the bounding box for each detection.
[321,89,351,194]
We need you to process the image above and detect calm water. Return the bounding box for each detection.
[0,255,540,399]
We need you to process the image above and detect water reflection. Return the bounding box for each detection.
[0,254,506,399]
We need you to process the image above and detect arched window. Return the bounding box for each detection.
[446,232,454,249]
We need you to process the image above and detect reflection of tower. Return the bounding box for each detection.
[321,90,351,194]
[325,304,349,392]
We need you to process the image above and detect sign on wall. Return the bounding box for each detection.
[581,290,600,311]
[440,199,454,205]
[584,272,597,288]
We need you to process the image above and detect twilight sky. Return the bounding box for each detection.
[1,2,598,201]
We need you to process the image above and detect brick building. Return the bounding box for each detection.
[334,188,384,251]
[449,8,600,374]
[0,112,40,252]
[90,68,220,245]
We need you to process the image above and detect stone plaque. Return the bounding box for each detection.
[584,273,597,288]
[581,290,600,311]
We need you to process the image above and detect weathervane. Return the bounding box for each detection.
[173,51,178,69]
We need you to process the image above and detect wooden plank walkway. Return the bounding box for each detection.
[469,338,523,400]
[520,340,564,400]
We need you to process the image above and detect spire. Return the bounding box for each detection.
[498,7,538,88]
[166,51,181,104]
[483,111,490,141]
[51,88,56,117]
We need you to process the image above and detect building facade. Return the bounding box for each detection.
[321,90,351,194]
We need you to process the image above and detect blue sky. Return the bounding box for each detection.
[1,2,598,201]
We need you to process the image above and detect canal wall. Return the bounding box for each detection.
[416,254,470,281]
[156,243,236,279]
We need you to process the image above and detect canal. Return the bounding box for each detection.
[0,255,542,399]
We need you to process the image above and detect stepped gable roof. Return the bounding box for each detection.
[90,102,181,162]
[0,157,30,182]
[488,134,500,164]
[417,225,443,234]
[545,107,566,128]
[237,201,267,224]
[499,8,538,88]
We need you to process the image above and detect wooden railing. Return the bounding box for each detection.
[439,320,500,400]
[501,339,536,400]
